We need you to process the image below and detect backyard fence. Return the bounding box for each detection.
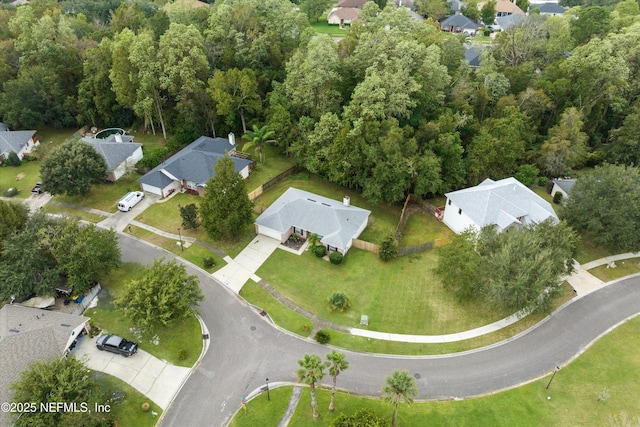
[397,241,434,256]
[71,283,102,316]
[351,238,379,254]
[248,166,298,201]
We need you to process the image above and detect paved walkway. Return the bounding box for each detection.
[565,253,640,296]
[76,338,191,410]
[213,235,280,293]
[277,386,302,427]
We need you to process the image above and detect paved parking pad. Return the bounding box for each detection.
[76,338,190,409]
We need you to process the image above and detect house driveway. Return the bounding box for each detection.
[212,235,280,293]
[97,193,160,232]
[75,336,190,410]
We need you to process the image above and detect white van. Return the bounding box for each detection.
[117,191,144,212]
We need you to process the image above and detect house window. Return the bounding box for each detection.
[458,208,462,215]
[294,227,304,236]
[448,199,452,206]
[327,245,338,252]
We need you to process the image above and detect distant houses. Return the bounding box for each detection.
[0,124,39,163]
[81,133,143,182]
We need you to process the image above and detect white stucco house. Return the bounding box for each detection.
[442,177,559,234]
[137,135,252,197]
[82,134,143,182]
[0,305,89,426]
[0,128,39,162]
[255,188,371,254]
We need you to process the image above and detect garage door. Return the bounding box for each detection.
[141,183,162,196]
[256,225,281,241]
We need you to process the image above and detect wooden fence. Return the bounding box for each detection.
[248,166,298,201]
[71,283,102,316]
[351,238,379,254]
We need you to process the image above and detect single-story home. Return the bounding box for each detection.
[529,2,568,15]
[0,304,90,426]
[327,7,360,26]
[465,45,483,67]
[550,178,576,199]
[137,135,252,197]
[81,133,143,182]
[255,188,371,254]
[495,13,525,30]
[440,14,480,35]
[442,177,559,234]
[0,128,39,162]
[477,0,525,17]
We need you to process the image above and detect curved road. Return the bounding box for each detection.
[117,234,640,426]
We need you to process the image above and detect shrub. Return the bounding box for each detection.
[177,349,188,361]
[137,147,169,168]
[3,188,18,197]
[483,28,491,36]
[203,257,215,268]
[141,402,150,412]
[514,164,539,187]
[379,235,397,261]
[538,177,548,187]
[553,191,563,204]
[315,329,330,344]
[328,292,351,312]
[7,151,20,166]
[180,203,200,229]
[330,409,389,427]
[313,245,327,258]
[329,251,343,265]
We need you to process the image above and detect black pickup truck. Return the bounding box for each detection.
[31,182,43,195]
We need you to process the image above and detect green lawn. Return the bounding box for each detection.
[228,387,292,427]
[242,145,297,192]
[253,172,401,244]
[398,211,453,247]
[576,234,615,264]
[43,204,107,223]
[309,20,346,36]
[0,160,41,196]
[257,248,508,335]
[230,315,640,426]
[54,173,143,212]
[589,258,640,282]
[86,263,203,367]
[91,371,162,427]
[240,280,313,338]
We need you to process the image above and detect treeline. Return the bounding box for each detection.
[1,0,639,203]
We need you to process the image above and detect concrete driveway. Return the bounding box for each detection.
[76,336,190,410]
[97,193,160,232]
[213,235,280,293]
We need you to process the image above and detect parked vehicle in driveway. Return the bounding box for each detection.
[117,191,144,212]
[31,182,43,195]
[96,334,138,357]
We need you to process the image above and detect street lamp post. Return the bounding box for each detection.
[265,378,270,401]
[546,366,560,390]
[177,227,183,252]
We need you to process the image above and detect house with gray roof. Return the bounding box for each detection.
[529,2,568,15]
[551,178,576,199]
[442,177,559,234]
[465,45,483,67]
[0,305,89,426]
[0,129,39,163]
[495,13,525,30]
[137,135,252,197]
[255,188,371,254]
[440,14,480,34]
[81,133,143,182]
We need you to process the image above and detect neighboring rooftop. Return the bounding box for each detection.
[81,135,142,174]
[552,178,577,195]
[529,2,568,14]
[495,14,525,30]
[440,14,479,31]
[0,130,37,155]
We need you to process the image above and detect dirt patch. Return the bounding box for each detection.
[16,172,26,180]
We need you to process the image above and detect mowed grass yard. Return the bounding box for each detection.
[257,248,508,335]
[231,315,640,426]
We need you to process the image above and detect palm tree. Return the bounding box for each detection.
[307,233,320,249]
[326,350,349,412]
[381,370,418,427]
[242,124,275,164]
[296,354,328,419]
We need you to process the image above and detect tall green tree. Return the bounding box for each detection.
[200,155,254,240]
[327,351,349,412]
[381,370,418,427]
[540,107,588,176]
[300,0,332,23]
[571,6,611,45]
[40,139,107,196]
[208,68,261,133]
[480,0,497,25]
[116,259,204,331]
[607,103,640,166]
[242,124,275,164]
[0,200,28,243]
[563,164,640,252]
[297,354,328,420]
[415,0,451,20]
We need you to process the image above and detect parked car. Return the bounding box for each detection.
[96,334,138,357]
[31,182,43,195]
[117,191,144,212]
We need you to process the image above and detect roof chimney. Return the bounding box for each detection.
[228,132,235,146]
[343,196,350,207]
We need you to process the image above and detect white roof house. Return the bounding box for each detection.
[442,177,559,234]
[255,188,371,254]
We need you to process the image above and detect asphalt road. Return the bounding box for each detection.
[117,234,640,427]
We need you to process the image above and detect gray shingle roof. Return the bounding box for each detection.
[446,177,558,231]
[137,136,251,188]
[552,178,576,195]
[255,188,370,251]
[0,130,36,155]
[530,2,568,13]
[441,14,479,30]
[0,305,89,424]
[495,14,525,29]
[81,137,142,173]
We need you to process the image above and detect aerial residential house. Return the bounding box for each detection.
[255,188,371,254]
[81,133,143,182]
[0,127,39,163]
[440,14,480,34]
[529,2,568,16]
[495,13,525,30]
[477,0,525,17]
[327,0,368,26]
[137,135,252,197]
[0,305,90,426]
[442,177,559,234]
[465,45,483,67]
[550,178,576,199]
